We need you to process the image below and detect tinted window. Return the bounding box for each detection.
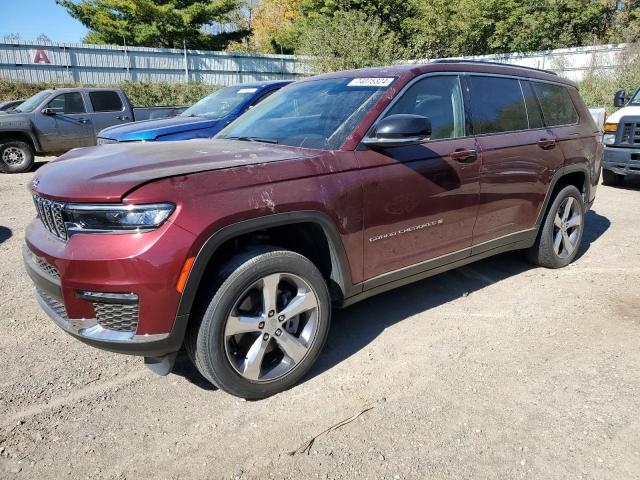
[386,75,465,140]
[218,78,393,150]
[532,82,578,126]
[48,93,85,114]
[522,81,544,129]
[89,91,123,112]
[468,76,528,134]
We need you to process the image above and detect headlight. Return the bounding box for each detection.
[603,133,616,145]
[64,203,175,234]
[97,138,118,145]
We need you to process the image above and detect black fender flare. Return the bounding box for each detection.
[175,210,358,318]
[0,129,41,153]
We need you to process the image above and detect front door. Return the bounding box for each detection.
[356,74,481,281]
[35,92,93,152]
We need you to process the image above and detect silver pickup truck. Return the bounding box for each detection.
[0,87,185,173]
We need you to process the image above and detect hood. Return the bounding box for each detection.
[100,115,223,142]
[606,105,640,124]
[31,139,317,202]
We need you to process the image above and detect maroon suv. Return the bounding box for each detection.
[24,61,601,399]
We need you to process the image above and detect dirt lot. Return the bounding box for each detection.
[1,157,640,480]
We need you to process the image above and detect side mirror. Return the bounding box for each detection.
[42,107,64,115]
[614,90,627,108]
[363,114,432,148]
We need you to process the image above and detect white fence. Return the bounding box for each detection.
[0,39,629,86]
[419,43,629,82]
[0,39,312,85]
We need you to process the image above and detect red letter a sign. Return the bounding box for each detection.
[33,49,50,64]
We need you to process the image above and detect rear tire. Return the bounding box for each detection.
[186,247,331,399]
[526,185,585,269]
[602,169,624,186]
[0,140,34,173]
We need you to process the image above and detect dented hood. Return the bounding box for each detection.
[31,138,316,202]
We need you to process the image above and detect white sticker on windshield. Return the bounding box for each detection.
[347,78,394,87]
[237,88,258,94]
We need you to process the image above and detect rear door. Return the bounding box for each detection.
[357,74,481,281]
[467,75,565,248]
[87,91,131,141]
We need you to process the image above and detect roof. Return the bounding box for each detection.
[303,61,575,87]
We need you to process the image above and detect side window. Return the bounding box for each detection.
[521,81,544,129]
[89,91,124,112]
[467,76,528,134]
[47,93,86,114]
[386,75,465,140]
[531,82,578,126]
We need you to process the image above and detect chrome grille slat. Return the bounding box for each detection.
[32,195,68,241]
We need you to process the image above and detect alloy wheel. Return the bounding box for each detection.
[552,196,582,259]
[223,272,320,382]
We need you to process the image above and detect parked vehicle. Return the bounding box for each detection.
[97,80,292,145]
[0,99,24,113]
[0,88,184,173]
[24,61,600,399]
[601,88,640,185]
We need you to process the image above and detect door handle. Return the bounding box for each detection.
[117,115,130,121]
[450,148,478,163]
[78,118,89,124]
[537,138,556,150]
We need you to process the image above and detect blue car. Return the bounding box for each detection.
[97,80,292,144]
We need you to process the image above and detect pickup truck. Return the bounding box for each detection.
[97,80,292,145]
[0,87,185,173]
[602,88,640,185]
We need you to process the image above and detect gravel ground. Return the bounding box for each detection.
[1,157,640,480]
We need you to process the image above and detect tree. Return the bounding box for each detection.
[57,0,250,49]
[297,10,406,73]
[250,0,304,53]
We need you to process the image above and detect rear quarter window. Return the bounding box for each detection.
[531,82,578,126]
[467,76,529,134]
[89,91,124,112]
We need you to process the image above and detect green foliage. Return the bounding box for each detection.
[0,80,219,106]
[578,45,640,113]
[296,10,406,73]
[58,0,249,49]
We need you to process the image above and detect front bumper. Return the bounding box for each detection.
[23,215,196,357]
[603,146,640,176]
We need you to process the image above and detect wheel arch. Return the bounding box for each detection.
[535,164,590,229]
[0,130,40,153]
[176,211,357,319]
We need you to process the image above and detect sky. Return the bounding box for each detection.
[0,0,88,43]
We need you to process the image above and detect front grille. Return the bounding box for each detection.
[37,288,68,320]
[32,195,67,240]
[33,255,60,279]
[94,302,139,332]
[620,122,640,145]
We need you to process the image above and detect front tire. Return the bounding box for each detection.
[0,140,34,173]
[602,169,624,186]
[527,185,585,269]
[187,248,331,399]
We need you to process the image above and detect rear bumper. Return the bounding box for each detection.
[603,146,640,176]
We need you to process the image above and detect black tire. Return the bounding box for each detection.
[0,140,34,173]
[526,185,585,269]
[602,169,624,186]
[186,247,331,399]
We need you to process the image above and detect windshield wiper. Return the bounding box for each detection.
[226,136,278,144]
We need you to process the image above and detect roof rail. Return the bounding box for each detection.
[430,59,558,76]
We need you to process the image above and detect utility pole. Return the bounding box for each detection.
[183,39,189,83]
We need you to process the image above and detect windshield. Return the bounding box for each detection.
[217,77,395,150]
[629,88,640,106]
[181,86,259,119]
[14,91,51,113]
